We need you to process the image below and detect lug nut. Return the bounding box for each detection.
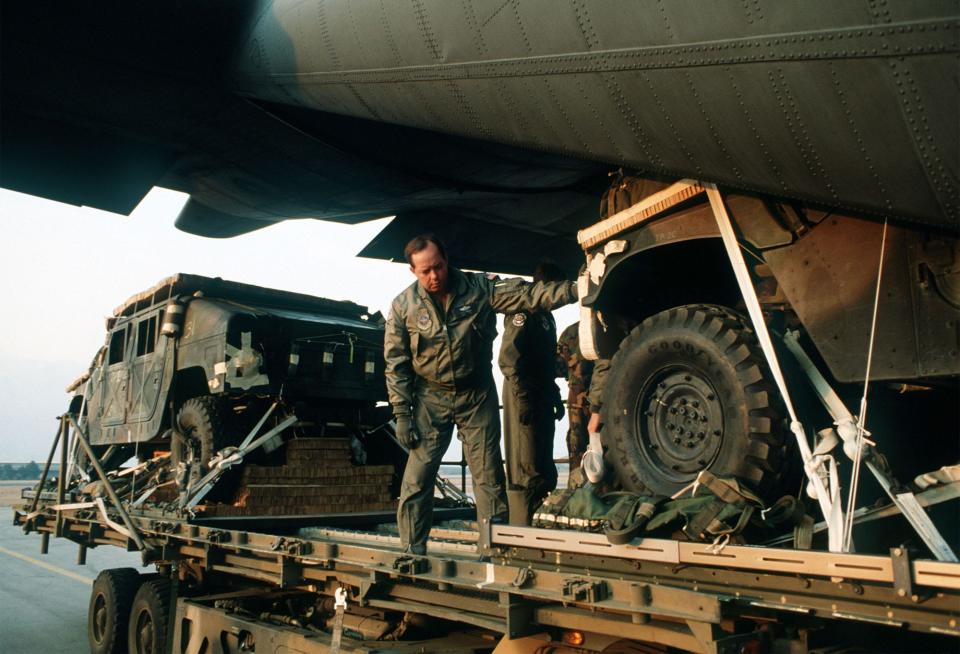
[680,398,687,405]
[678,408,686,416]
[698,432,705,439]
[686,442,695,448]
[667,423,675,430]
[673,437,681,444]
[669,407,677,414]
[692,400,700,408]
[701,415,708,422]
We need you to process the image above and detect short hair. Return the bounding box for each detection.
[404,233,448,266]
[533,260,565,283]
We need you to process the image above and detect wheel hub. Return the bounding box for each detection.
[135,611,154,654]
[637,367,724,482]
[92,594,107,642]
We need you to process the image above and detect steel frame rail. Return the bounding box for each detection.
[13,504,960,643]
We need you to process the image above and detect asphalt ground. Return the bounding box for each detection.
[0,498,145,654]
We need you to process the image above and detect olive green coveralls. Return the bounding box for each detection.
[499,310,562,525]
[385,268,578,554]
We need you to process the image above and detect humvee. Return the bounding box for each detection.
[68,274,390,473]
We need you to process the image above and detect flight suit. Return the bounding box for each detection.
[499,309,562,524]
[556,322,594,472]
[385,267,578,554]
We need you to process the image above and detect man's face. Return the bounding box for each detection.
[410,242,448,295]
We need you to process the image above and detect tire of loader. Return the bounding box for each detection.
[602,304,787,498]
[128,578,171,654]
[88,567,141,654]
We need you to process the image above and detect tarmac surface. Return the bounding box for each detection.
[0,489,145,654]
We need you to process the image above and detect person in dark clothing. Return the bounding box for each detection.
[499,261,568,525]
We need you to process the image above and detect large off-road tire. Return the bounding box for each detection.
[171,396,225,469]
[127,578,170,654]
[88,567,141,654]
[602,305,787,498]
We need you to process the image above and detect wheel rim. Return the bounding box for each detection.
[634,365,725,484]
[134,609,155,654]
[92,593,107,643]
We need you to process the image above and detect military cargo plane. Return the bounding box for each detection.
[2,2,957,276]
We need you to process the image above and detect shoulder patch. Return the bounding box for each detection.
[512,313,527,327]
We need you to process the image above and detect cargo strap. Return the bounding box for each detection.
[603,494,668,545]
[330,587,347,654]
[683,471,763,542]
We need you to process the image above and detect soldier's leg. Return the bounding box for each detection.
[455,382,508,526]
[397,391,454,555]
[533,407,558,499]
[566,395,589,473]
[501,378,523,489]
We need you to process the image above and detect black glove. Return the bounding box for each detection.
[394,413,419,450]
[553,396,565,421]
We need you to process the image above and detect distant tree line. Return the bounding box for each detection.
[0,461,43,480]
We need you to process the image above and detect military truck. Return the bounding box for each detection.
[576,176,958,558]
[65,273,403,506]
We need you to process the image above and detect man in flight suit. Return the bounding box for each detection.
[556,322,594,473]
[499,262,567,525]
[384,234,579,554]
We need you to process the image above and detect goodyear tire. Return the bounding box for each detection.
[171,396,224,469]
[128,578,170,654]
[88,567,140,654]
[602,305,787,498]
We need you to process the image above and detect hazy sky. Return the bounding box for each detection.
[0,187,579,462]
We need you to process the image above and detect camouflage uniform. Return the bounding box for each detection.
[499,309,562,524]
[556,322,594,471]
[587,357,611,417]
[385,267,578,554]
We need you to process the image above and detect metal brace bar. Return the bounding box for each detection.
[238,401,278,451]
[782,329,957,561]
[67,414,147,551]
[184,414,298,509]
[869,462,957,562]
[30,418,64,514]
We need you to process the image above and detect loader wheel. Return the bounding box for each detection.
[128,578,171,654]
[88,567,140,654]
[171,396,225,470]
[602,305,787,498]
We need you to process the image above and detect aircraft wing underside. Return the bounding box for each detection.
[2,2,957,274]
